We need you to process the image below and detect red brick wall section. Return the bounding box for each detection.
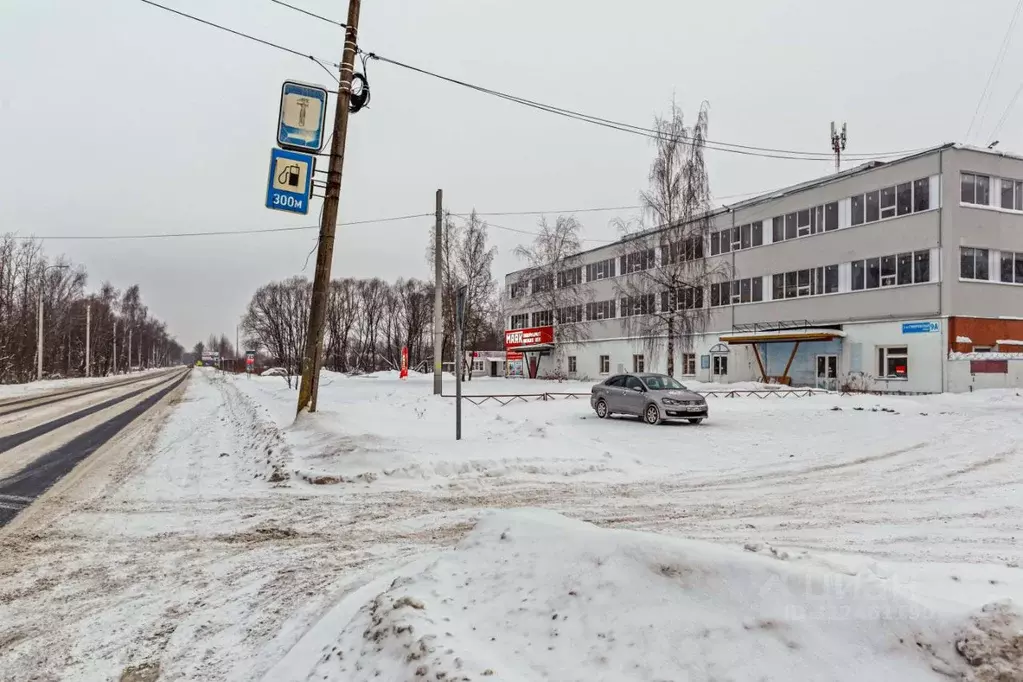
[949,317,1023,352]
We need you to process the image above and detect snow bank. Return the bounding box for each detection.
[996,339,1023,346]
[288,510,1021,681]
[956,336,973,344]
[949,351,1023,360]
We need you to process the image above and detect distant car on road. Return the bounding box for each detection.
[591,373,708,425]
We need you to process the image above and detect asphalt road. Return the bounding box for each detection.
[0,369,189,526]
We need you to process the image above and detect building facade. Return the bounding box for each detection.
[503,144,1023,393]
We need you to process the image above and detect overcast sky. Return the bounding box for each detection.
[2,0,1022,346]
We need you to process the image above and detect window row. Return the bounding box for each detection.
[621,249,656,274]
[962,173,1023,211]
[531,310,553,327]
[661,286,704,312]
[621,293,656,317]
[772,203,838,243]
[586,257,616,282]
[851,177,930,226]
[557,266,582,288]
[556,304,584,324]
[710,277,764,307]
[710,221,764,255]
[662,236,704,265]
[593,353,699,375]
[852,250,931,290]
[586,299,616,320]
[510,313,529,329]
[772,265,839,300]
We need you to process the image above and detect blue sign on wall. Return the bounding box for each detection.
[902,321,939,334]
[265,148,313,215]
[700,354,711,370]
[277,81,329,152]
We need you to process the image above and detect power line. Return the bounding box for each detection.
[990,79,1023,141]
[268,0,346,28]
[364,52,924,162]
[135,0,338,69]
[20,213,433,242]
[965,0,1023,141]
[452,190,772,218]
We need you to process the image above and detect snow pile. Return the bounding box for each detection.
[289,510,1021,681]
[956,336,974,344]
[996,339,1023,346]
[949,351,1023,360]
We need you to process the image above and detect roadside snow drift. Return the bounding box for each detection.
[292,510,1022,682]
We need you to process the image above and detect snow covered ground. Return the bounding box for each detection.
[1,368,1021,680]
[0,367,169,400]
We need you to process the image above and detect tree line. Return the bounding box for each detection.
[0,235,185,383]
[239,212,503,385]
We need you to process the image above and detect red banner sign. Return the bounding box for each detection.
[400,346,409,379]
[504,326,554,350]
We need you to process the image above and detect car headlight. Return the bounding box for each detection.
[662,398,681,406]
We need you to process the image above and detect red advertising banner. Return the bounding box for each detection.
[504,326,554,350]
[400,346,409,379]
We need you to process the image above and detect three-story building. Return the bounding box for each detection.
[503,143,1023,392]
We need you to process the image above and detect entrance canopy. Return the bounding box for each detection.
[719,328,846,344]
[719,324,845,384]
[514,343,555,353]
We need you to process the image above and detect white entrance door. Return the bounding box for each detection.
[816,354,838,390]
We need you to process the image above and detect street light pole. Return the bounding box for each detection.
[85,301,91,378]
[36,264,68,381]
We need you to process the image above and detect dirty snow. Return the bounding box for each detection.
[956,336,974,344]
[1,368,1022,681]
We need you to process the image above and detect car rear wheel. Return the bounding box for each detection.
[595,399,609,419]
[687,418,704,425]
[644,404,661,425]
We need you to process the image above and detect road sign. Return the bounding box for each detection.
[265,148,313,214]
[277,81,329,152]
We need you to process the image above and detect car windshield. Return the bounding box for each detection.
[642,375,686,390]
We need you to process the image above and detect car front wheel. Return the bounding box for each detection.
[644,404,661,425]
[595,399,609,419]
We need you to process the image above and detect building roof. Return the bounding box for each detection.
[505,141,1023,280]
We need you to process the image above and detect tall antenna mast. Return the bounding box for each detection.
[830,121,847,172]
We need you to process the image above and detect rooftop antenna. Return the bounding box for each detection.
[830,121,847,172]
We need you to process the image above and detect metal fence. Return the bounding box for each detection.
[443,388,829,406]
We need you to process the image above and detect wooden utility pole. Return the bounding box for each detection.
[85,302,91,378]
[297,0,362,414]
[433,189,444,395]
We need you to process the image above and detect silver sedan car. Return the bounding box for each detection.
[590,372,708,425]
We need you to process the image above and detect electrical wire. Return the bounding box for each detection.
[268,0,346,28]
[965,0,1023,141]
[21,213,434,242]
[453,190,771,218]
[989,79,1023,141]
[135,0,338,69]
[363,52,925,162]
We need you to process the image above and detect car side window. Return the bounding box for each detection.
[605,375,624,387]
[625,377,644,391]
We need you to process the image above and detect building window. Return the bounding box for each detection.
[712,355,728,376]
[710,278,763,306]
[682,353,696,375]
[472,359,484,372]
[772,265,838,299]
[865,190,880,222]
[585,258,616,282]
[896,182,912,216]
[880,185,897,220]
[974,346,993,353]
[532,310,553,327]
[556,305,584,324]
[585,300,616,320]
[510,282,527,299]
[557,266,582,288]
[633,354,645,372]
[770,205,837,244]
[620,249,655,274]
[1000,251,1023,284]
[851,250,930,290]
[962,173,991,205]
[662,286,704,312]
[599,355,610,374]
[1001,179,1023,211]
[851,194,864,226]
[663,236,704,264]
[510,314,529,330]
[877,346,908,379]
[913,178,930,212]
[621,294,656,316]
[960,247,990,280]
[567,356,577,374]
[532,274,553,294]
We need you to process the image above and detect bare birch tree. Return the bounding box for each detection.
[613,101,730,375]
[512,215,588,363]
